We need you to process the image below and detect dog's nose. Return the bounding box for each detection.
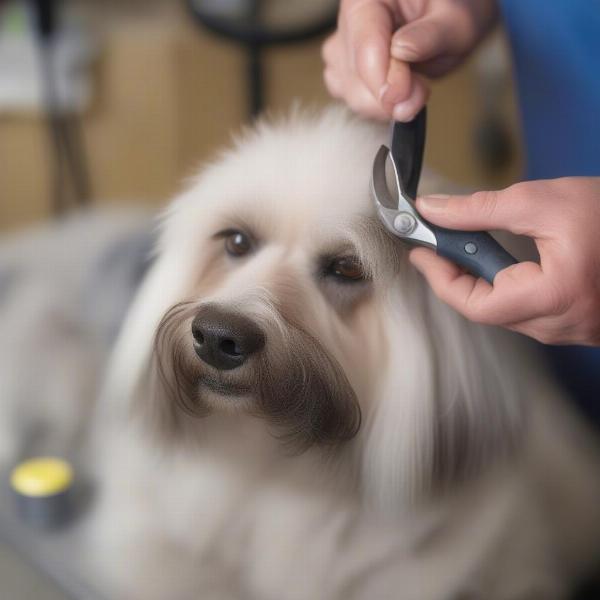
[191,306,265,371]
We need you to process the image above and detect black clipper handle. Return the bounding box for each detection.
[432,226,518,284]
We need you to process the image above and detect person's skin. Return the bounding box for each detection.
[322,0,498,121]
[411,179,600,347]
[323,0,600,347]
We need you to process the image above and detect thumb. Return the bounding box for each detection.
[391,13,471,64]
[415,189,544,237]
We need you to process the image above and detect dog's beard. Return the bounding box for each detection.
[145,301,361,452]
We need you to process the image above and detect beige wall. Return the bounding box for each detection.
[0,6,522,232]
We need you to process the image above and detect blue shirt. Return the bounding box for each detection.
[500,0,600,423]
[500,0,600,179]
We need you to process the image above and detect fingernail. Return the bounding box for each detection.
[378,83,389,100]
[391,42,418,62]
[418,195,450,211]
[392,100,418,121]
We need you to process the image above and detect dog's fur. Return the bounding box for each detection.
[87,108,600,599]
[0,213,150,466]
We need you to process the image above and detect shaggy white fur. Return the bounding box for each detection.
[86,108,600,600]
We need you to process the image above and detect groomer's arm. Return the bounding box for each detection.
[410,178,600,346]
[322,0,498,121]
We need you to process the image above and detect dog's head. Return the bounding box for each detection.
[110,108,525,504]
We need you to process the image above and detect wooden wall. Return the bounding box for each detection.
[0,5,522,231]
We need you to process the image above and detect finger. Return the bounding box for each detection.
[415,184,550,237]
[380,58,413,108]
[321,32,340,67]
[323,67,344,98]
[390,11,470,63]
[322,34,345,97]
[413,54,464,79]
[410,248,549,325]
[322,29,390,119]
[345,79,391,120]
[391,74,430,121]
[409,247,487,315]
[340,0,395,100]
[398,0,427,22]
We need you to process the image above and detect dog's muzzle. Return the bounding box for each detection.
[191,305,266,371]
[151,299,361,449]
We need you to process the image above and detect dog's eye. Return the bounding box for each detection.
[327,257,365,282]
[224,231,252,257]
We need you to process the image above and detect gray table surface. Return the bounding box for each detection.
[0,471,103,600]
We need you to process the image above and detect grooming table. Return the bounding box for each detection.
[0,466,102,600]
[0,211,153,600]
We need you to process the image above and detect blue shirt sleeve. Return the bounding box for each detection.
[500,0,600,180]
[500,0,600,423]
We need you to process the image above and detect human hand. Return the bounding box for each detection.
[409,178,600,346]
[322,0,498,121]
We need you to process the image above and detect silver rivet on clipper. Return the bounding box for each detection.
[393,212,417,235]
[464,242,478,255]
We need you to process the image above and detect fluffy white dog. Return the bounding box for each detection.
[88,108,600,600]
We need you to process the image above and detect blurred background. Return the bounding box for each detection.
[0,1,525,598]
[0,0,523,233]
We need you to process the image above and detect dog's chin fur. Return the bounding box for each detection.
[148,299,361,452]
[89,107,600,600]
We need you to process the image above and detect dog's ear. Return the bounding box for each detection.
[99,182,211,414]
[362,270,526,507]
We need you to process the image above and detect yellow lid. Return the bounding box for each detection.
[10,457,73,497]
